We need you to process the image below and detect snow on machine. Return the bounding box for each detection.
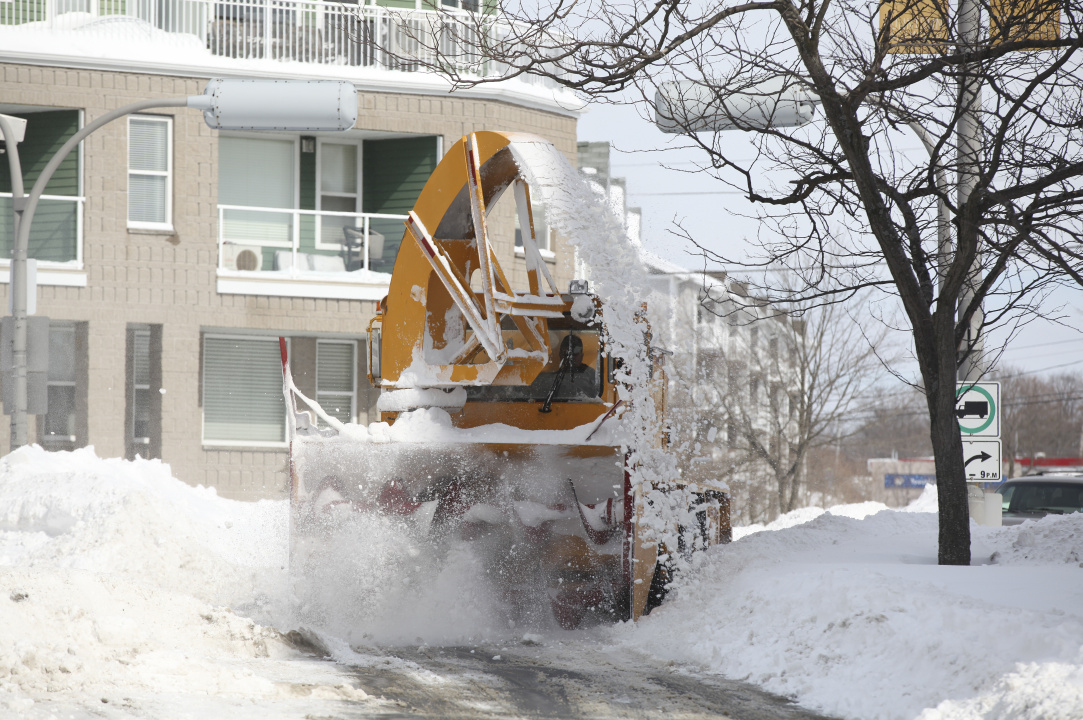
[282,131,730,629]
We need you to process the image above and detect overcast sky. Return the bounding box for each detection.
[577,101,1083,380]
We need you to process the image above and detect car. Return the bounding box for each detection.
[995,474,1083,526]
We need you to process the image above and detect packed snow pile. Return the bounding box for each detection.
[618,486,1083,720]
[0,446,377,719]
[2,448,1082,719]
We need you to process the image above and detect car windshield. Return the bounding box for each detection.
[1002,481,1083,515]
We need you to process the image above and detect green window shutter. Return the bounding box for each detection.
[299,138,316,211]
[362,136,437,271]
[362,136,438,215]
[0,110,79,196]
[203,336,286,444]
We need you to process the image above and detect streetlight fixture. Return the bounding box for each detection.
[1,78,358,448]
[654,78,817,133]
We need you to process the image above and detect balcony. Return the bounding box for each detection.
[0,0,556,90]
[216,204,405,300]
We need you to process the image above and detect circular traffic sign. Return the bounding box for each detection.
[955,384,996,435]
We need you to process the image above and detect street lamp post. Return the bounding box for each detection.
[2,78,358,448]
[0,113,30,450]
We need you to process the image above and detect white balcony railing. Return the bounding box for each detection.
[1,0,547,85]
[217,204,406,277]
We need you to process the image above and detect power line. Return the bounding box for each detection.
[1000,358,1083,378]
[628,190,749,196]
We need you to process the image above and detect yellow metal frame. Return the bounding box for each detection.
[379,132,571,389]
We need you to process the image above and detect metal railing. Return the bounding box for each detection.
[1,0,541,84]
[217,204,406,276]
[0,193,84,264]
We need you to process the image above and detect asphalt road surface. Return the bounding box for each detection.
[336,641,837,720]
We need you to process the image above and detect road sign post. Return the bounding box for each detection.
[956,381,1002,483]
[962,439,1001,482]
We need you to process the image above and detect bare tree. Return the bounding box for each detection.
[660,278,889,525]
[994,367,1083,475]
[844,385,933,461]
[391,0,1083,564]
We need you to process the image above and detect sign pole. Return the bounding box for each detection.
[957,0,985,382]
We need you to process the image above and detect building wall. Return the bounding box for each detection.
[0,63,578,499]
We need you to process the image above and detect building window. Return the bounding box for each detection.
[514,194,552,253]
[318,140,362,251]
[126,325,162,460]
[41,323,77,448]
[132,329,150,443]
[219,135,296,251]
[1,109,83,263]
[128,115,173,229]
[316,339,356,425]
[202,335,287,446]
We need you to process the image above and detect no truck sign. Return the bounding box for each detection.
[955,382,1000,438]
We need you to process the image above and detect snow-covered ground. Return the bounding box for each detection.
[1,446,1081,719]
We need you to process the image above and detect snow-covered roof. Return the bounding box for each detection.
[0,8,583,116]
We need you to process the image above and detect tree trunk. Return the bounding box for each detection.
[927,372,971,565]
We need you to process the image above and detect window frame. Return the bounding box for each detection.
[127,114,174,231]
[201,333,290,448]
[41,322,77,447]
[0,108,86,273]
[130,327,151,449]
[315,138,364,252]
[315,338,358,425]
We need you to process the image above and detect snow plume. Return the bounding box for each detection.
[289,501,506,647]
[508,138,695,566]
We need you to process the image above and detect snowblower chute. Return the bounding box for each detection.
[283,131,729,628]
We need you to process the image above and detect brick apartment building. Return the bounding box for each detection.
[0,1,578,498]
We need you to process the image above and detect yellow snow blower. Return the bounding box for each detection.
[282,131,729,629]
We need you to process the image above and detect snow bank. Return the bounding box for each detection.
[3,450,1081,719]
[617,486,1083,720]
[0,446,373,719]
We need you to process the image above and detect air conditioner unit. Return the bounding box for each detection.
[221,243,264,271]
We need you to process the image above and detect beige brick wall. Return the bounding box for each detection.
[0,63,578,500]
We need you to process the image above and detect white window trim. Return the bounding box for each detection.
[316,339,358,424]
[127,115,173,231]
[514,246,556,261]
[315,137,364,252]
[201,334,289,449]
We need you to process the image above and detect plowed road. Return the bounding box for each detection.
[337,642,836,720]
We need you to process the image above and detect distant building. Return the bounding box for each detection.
[0,2,579,498]
[867,457,936,507]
